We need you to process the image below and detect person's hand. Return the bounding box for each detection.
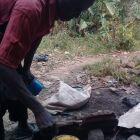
[35,111,56,139]
[37,114,57,140]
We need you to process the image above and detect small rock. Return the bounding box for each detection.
[128,135,140,140]
[97,110,103,113]
[109,87,118,92]
[42,81,52,87]
[42,62,47,66]
[122,96,139,107]
[112,54,117,57]
[33,54,49,62]
[64,51,70,55]
[107,79,118,86]
[124,87,136,95]
[95,91,101,95]
[131,92,135,95]
[88,129,104,140]
[123,52,128,55]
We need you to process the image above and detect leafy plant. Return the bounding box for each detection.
[67,0,138,50]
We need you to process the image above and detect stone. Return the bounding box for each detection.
[122,96,139,107]
[33,111,118,140]
[128,135,140,140]
[118,103,140,129]
[88,129,104,140]
[109,87,118,92]
[33,54,49,62]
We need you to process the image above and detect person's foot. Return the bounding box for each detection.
[10,123,35,140]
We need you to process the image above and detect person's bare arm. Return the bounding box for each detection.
[22,38,42,83]
[23,38,42,74]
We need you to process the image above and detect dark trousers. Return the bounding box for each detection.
[0,81,28,140]
[0,77,28,121]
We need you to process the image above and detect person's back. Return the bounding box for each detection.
[0,0,56,69]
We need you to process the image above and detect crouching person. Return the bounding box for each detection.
[0,0,95,139]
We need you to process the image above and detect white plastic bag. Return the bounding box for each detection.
[43,81,91,114]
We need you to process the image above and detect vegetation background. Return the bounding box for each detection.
[39,0,140,57]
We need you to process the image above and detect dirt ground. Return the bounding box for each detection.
[32,51,140,81]
[4,51,140,140]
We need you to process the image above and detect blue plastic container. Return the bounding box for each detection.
[27,79,44,96]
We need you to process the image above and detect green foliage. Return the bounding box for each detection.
[39,31,113,58]
[66,0,139,50]
[39,0,140,55]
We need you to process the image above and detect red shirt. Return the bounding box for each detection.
[0,0,56,69]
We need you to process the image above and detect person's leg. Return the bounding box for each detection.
[23,38,42,74]
[0,101,7,140]
[7,100,35,138]
[0,64,54,129]
[0,104,6,140]
[7,100,28,127]
[0,117,4,140]
[0,81,8,140]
